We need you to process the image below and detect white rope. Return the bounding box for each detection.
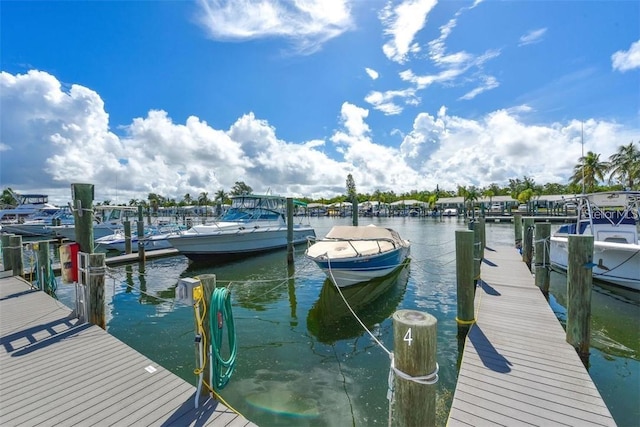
[324,255,438,427]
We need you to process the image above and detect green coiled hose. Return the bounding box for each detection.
[209,287,237,391]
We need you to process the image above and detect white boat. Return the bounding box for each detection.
[442,208,458,217]
[0,191,59,225]
[305,224,411,287]
[1,206,74,237]
[51,205,139,241]
[95,224,183,252]
[167,195,316,262]
[550,191,640,291]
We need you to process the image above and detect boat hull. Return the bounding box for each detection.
[550,236,640,291]
[52,224,123,241]
[1,224,56,237]
[310,245,410,287]
[167,226,315,262]
[96,234,175,253]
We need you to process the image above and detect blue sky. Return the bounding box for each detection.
[1,0,639,204]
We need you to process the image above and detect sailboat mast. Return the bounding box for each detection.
[581,122,585,195]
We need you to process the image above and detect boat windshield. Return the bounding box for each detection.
[221,196,286,222]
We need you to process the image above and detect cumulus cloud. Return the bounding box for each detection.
[519,28,547,46]
[1,70,637,205]
[611,39,640,72]
[196,0,354,54]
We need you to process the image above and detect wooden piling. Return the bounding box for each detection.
[522,217,534,270]
[514,213,522,248]
[392,310,437,427]
[455,230,475,325]
[1,233,13,271]
[469,221,482,284]
[88,253,106,329]
[286,198,294,265]
[566,234,593,361]
[478,217,486,261]
[534,223,551,293]
[9,235,23,277]
[137,206,145,263]
[71,183,95,254]
[352,199,358,226]
[36,241,52,293]
[124,220,132,254]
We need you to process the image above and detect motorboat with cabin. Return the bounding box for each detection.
[549,191,640,291]
[0,191,59,226]
[167,194,316,262]
[51,205,139,241]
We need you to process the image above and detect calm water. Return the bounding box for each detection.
[52,217,639,427]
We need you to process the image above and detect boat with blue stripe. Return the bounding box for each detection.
[305,224,410,287]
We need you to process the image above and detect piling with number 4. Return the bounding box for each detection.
[392,310,437,427]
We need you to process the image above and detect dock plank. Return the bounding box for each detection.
[448,243,615,426]
[0,275,257,427]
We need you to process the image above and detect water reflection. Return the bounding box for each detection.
[307,260,410,343]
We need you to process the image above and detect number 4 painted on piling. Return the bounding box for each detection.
[404,328,413,346]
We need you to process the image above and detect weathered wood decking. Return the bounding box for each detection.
[0,276,256,427]
[447,244,615,426]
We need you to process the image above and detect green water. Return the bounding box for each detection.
[52,217,639,426]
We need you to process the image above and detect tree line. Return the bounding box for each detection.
[1,142,637,209]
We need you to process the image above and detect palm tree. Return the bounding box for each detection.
[459,186,479,218]
[608,141,639,190]
[183,193,192,205]
[1,188,16,206]
[214,190,228,216]
[570,151,609,193]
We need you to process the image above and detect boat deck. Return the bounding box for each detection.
[447,244,615,426]
[0,275,256,427]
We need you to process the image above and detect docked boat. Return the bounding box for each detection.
[95,224,182,252]
[442,208,458,217]
[51,205,138,241]
[1,206,74,237]
[0,192,59,226]
[166,194,315,262]
[549,191,640,291]
[305,224,410,287]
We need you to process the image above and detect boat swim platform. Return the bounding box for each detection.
[0,275,256,427]
[447,244,615,426]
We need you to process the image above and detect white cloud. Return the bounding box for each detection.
[611,39,640,72]
[1,71,637,204]
[364,87,419,115]
[365,67,379,80]
[519,28,547,46]
[459,75,499,100]
[368,2,501,114]
[196,0,354,54]
[379,0,438,63]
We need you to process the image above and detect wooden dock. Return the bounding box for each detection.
[448,244,615,426]
[0,275,256,427]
